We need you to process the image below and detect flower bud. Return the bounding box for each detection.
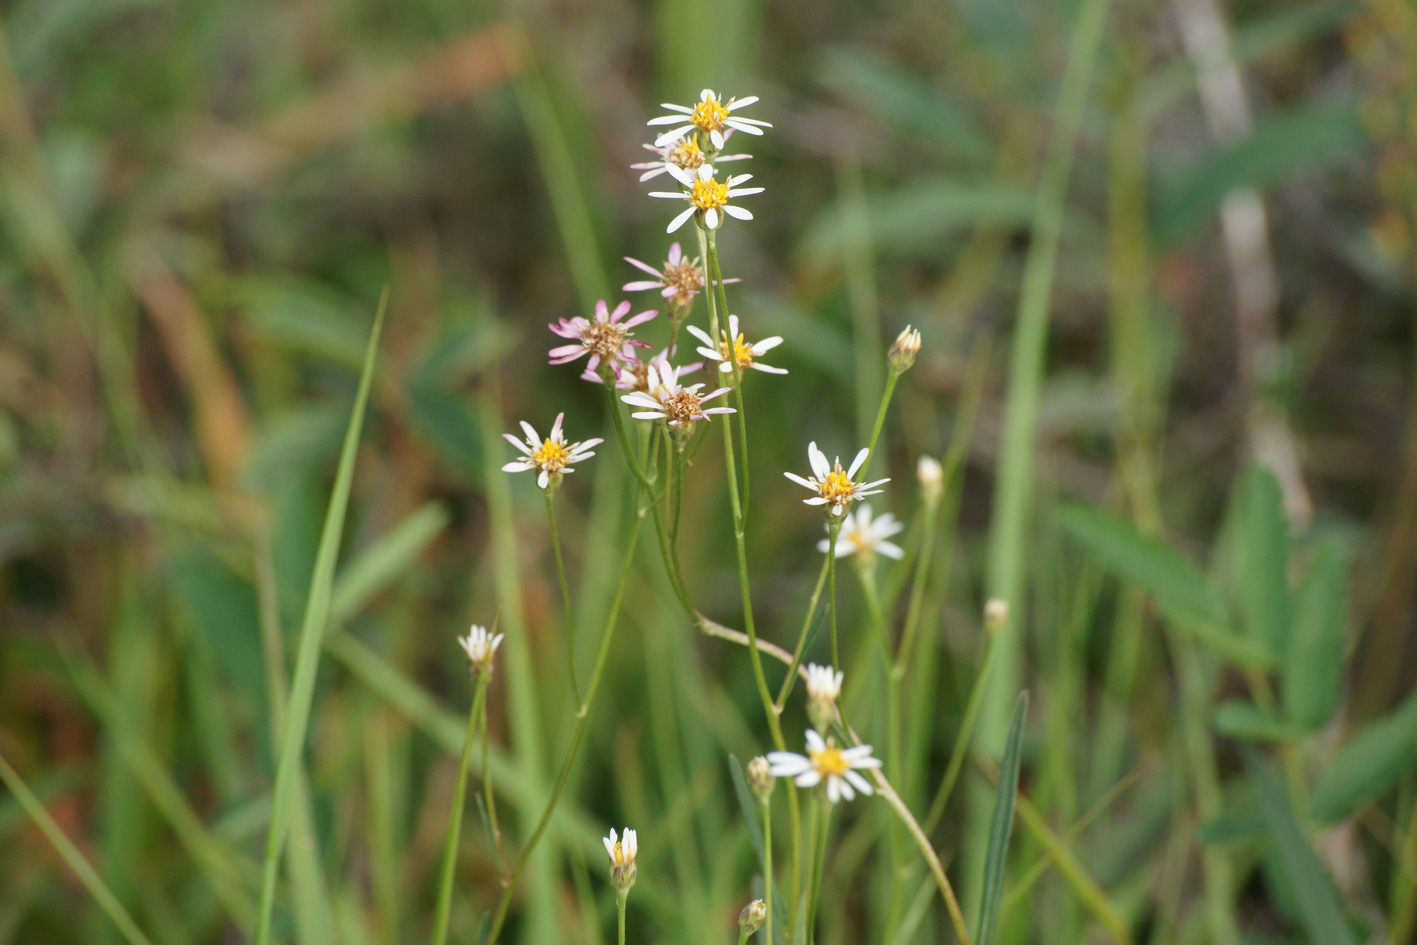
[984,598,1009,634]
[603,827,638,891]
[739,899,767,935]
[805,663,843,733]
[746,756,776,802]
[917,456,943,503]
[887,325,922,372]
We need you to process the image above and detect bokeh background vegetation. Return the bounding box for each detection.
[2,0,1416,942]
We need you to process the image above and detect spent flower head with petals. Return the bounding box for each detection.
[630,133,750,182]
[647,89,772,151]
[686,314,786,376]
[767,729,882,804]
[818,504,904,562]
[804,662,843,730]
[620,356,735,429]
[584,346,700,391]
[784,442,890,517]
[457,624,504,674]
[603,828,638,890]
[548,299,656,375]
[888,324,922,372]
[650,164,763,233]
[502,413,603,492]
[622,242,738,310]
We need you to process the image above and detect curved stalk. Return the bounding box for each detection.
[430,672,490,945]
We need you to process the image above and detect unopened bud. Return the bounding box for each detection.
[739,899,767,935]
[805,663,843,732]
[984,598,1009,633]
[917,456,943,502]
[888,325,922,372]
[746,756,776,802]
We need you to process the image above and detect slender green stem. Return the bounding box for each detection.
[545,493,580,705]
[857,563,893,673]
[924,629,1003,835]
[859,370,901,483]
[736,930,751,945]
[672,441,685,546]
[0,750,156,945]
[430,673,490,945]
[806,796,832,945]
[775,556,831,709]
[827,519,842,670]
[762,798,774,945]
[616,889,628,945]
[484,494,647,945]
[705,231,751,512]
[482,676,504,875]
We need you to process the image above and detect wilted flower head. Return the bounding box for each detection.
[818,505,904,563]
[888,325,922,372]
[746,756,776,802]
[646,89,772,151]
[767,729,882,804]
[548,300,656,375]
[502,413,603,492]
[784,442,890,517]
[603,827,638,890]
[686,314,786,376]
[620,357,735,429]
[622,242,741,311]
[457,625,504,673]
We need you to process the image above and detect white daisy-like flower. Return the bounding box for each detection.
[622,242,739,309]
[647,89,772,151]
[685,314,786,375]
[784,442,890,516]
[620,356,735,427]
[457,624,504,672]
[649,164,764,233]
[630,133,750,182]
[582,346,701,391]
[502,413,603,490]
[817,505,904,560]
[804,663,844,705]
[548,299,656,374]
[603,827,638,890]
[767,729,882,804]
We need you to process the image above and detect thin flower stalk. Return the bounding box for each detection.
[545,493,579,704]
[826,516,843,668]
[704,229,755,513]
[429,670,490,945]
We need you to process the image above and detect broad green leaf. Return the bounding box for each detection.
[976,690,1028,945]
[1243,749,1357,945]
[1310,688,1417,823]
[1239,465,1289,658]
[1213,701,1298,743]
[330,502,450,623]
[1283,538,1351,730]
[254,290,386,944]
[1057,504,1267,666]
[1154,104,1367,249]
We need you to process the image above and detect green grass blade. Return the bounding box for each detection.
[0,749,156,945]
[975,690,1028,945]
[254,287,388,945]
[1243,748,1357,945]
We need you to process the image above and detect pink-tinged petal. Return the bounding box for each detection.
[667,206,697,233]
[550,413,565,440]
[701,387,732,402]
[608,300,632,323]
[580,367,603,384]
[716,153,752,162]
[667,242,682,264]
[537,469,550,489]
[711,277,743,286]
[704,207,719,229]
[624,255,663,277]
[579,436,606,449]
[723,206,754,221]
[624,280,665,292]
[549,350,588,365]
[503,432,532,454]
[752,336,784,353]
[623,309,658,329]
[659,285,680,299]
[548,343,585,358]
[794,770,822,789]
[502,461,533,472]
[847,448,870,478]
[784,472,816,489]
[702,407,736,416]
[657,103,695,114]
[630,160,662,169]
[808,442,830,479]
[844,770,875,796]
[750,363,789,374]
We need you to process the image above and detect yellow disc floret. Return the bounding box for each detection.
[690,176,730,211]
[667,136,705,170]
[531,438,570,472]
[819,465,857,504]
[691,95,730,133]
[809,742,850,779]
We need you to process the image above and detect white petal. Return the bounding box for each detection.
[723,205,753,221]
[794,770,822,789]
[724,116,772,129]
[728,95,759,109]
[805,497,829,506]
[503,432,532,455]
[666,164,695,187]
[704,207,718,229]
[654,124,697,146]
[844,769,874,797]
[684,324,714,347]
[502,461,533,472]
[826,776,842,804]
[805,729,826,752]
[520,421,540,445]
[878,541,905,559]
[783,472,816,489]
[631,411,666,420]
[710,129,725,150]
[647,113,692,125]
[667,206,697,233]
[847,448,870,478]
[808,442,830,479]
[657,103,694,114]
[752,336,784,353]
[750,363,788,374]
[537,469,549,489]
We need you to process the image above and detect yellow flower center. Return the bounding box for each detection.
[667,137,705,170]
[719,332,754,367]
[690,176,730,211]
[819,465,857,504]
[610,841,627,866]
[531,438,570,471]
[691,96,730,133]
[810,743,850,779]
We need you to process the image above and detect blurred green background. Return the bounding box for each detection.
[2,0,1416,942]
